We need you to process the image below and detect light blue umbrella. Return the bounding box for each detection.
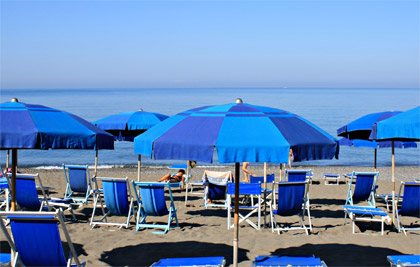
[134,99,339,266]
[0,98,114,210]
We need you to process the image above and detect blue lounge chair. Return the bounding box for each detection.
[252,255,327,267]
[0,210,85,267]
[14,173,76,219]
[132,181,179,234]
[203,170,232,209]
[250,173,275,204]
[270,181,311,235]
[0,166,10,211]
[344,171,379,207]
[227,182,262,230]
[387,255,420,267]
[151,256,225,267]
[396,182,420,235]
[63,164,93,205]
[90,177,135,229]
[323,173,340,185]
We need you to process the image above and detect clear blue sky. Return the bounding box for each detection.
[1,0,419,89]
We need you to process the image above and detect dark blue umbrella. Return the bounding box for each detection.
[134,99,339,266]
[93,109,169,180]
[369,106,420,225]
[0,98,114,210]
[337,111,402,140]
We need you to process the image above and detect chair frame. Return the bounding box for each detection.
[0,210,85,267]
[270,181,311,235]
[227,182,262,230]
[90,177,135,229]
[342,205,390,235]
[203,171,232,209]
[63,164,93,205]
[132,181,179,234]
[396,182,420,235]
[344,171,379,207]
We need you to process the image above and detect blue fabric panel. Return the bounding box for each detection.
[9,218,67,266]
[216,113,290,164]
[94,112,134,130]
[287,171,307,182]
[16,176,41,210]
[154,115,224,163]
[388,255,420,266]
[254,255,323,267]
[400,183,420,216]
[0,253,11,264]
[127,111,168,130]
[250,173,275,184]
[103,179,129,215]
[227,182,261,195]
[0,102,39,148]
[68,167,88,193]
[372,107,420,141]
[276,182,305,216]
[134,115,186,156]
[139,186,169,216]
[269,116,338,162]
[353,174,374,202]
[153,256,225,266]
[208,183,227,200]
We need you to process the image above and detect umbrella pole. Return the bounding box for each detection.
[279,163,283,182]
[6,149,10,169]
[137,155,141,181]
[374,148,377,172]
[263,162,267,228]
[11,149,17,211]
[233,162,240,267]
[185,160,190,206]
[94,149,98,177]
[391,141,396,228]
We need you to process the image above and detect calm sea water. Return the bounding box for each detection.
[1,88,419,168]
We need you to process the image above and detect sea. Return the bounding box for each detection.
[1,87,419,169]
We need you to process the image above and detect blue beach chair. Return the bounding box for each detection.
[227,182,262,230]
[387,255,420,267]
[14,173,76,219]
[90,177,135,229]
[63,164,93,205]
[252,255,327,267]
[250,173,275,204]
[285,169,312,182]
[270,181,311,235]
[132,181,179,234]
[203,170,232,209]
[0,210,85,267]
[0,166,10,211]
[396,182,420,235]
[151,256,225,267]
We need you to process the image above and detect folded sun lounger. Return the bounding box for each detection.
[252,255,327,267]
[151,256,225,267]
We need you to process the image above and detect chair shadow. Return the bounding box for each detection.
[269,243,403,266]
[186,209,227,217]
[99,241,249,266]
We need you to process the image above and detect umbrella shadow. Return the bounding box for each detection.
[269,243,402,266]
[99,241,249,266]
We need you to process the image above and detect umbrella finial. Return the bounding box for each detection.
[11,98,19,103]
[138,108,143,111]
[235,98,243,104]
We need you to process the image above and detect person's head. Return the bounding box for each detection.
[178,169,185,176]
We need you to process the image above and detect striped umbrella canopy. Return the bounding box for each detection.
[337,111,402,140]
[0,98,114,210]
[134,99,339,266]
[93,109,169,142]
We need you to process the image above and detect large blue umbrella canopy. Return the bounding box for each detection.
[134,102,339,163]
[337,111,402,140]
[0,98,114,210]
[134,100,339,266]
[93,109,169,141]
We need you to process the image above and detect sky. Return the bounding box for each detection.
[1,0,419,89]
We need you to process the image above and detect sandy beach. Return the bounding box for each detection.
[1,165,420,267]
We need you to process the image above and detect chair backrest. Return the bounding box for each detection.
[227,182,262,196]
[63,164,91,193]
[352,172,378,202]
[286,170,311,182]
[101,177,130,216]
[250,173,275,184]
[15,174,45,211]
[276,181,307,216]
[204,171,232,200]
[399,182,420,216]
[0,211,82,267]
[134,182,173,217]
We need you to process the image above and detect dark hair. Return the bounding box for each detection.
[178,169,185,174]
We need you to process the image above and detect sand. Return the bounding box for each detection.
[1,165,420,266]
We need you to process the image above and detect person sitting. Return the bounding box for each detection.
[157,169,186,189]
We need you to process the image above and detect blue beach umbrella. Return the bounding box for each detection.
[93,109,169,180]
[370,106,420,225]
[0,98,114,210]
[134,99,339,266]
